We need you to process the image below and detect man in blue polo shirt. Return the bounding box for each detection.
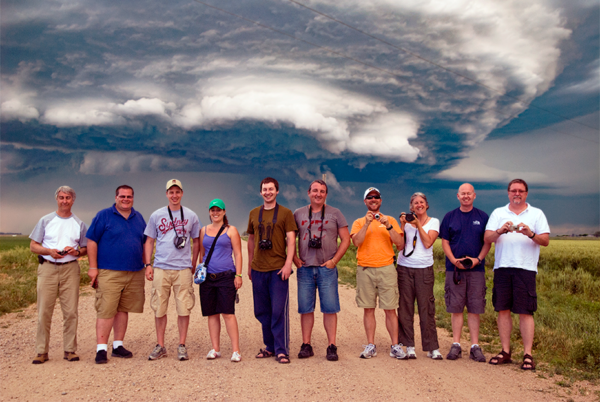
[440,183,490,362]
[87,185,147,364]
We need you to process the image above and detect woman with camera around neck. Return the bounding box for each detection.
[198,199,243,362]
[397,192,443,360]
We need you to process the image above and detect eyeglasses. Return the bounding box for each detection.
[365,195,381,200]
[509,190,527,194]
[117,195,133,199]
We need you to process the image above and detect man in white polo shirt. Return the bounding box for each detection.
[484,179,549,371]
[144,179,201,361]
[29,186,88,364]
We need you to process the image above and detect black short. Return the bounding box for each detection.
[199,271,236,316]
[492,268,537,315]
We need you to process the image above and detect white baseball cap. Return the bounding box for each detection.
[363,187,381,200]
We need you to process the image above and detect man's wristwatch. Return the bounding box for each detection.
[386,225,393,231]
[145,263,152,268]
[529,233,536,239]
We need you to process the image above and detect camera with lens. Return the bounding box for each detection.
[374,213,381,220]
[510,224,520,231]
[308,238,322,249]
[460,257,473,269]
[57,250,68,256]
[405,213,416,222]
[173,236,187,249]
[259,239,273,250]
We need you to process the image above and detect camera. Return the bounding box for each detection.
[173,236,187,249]
[374,213,380,220]
[405,213,416,222]
[57,250,68,256]
[510,224,520,231]
[259,239,273,250]
[308,238,322,249]
[460,257,473,269]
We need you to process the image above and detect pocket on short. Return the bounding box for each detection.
[149,287,159,312]
[528,290,538,312]
[423,266,434,285]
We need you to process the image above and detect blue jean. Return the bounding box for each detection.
[297,266,340,314]
[251,269,290,356]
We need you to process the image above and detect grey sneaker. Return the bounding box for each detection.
[469,345,486,362]
[406,346,417,359]
[390,344,407,359]
[360,344,377,359]
[177,344,189,361]
[148,344,167,361]
[446,343,462,360]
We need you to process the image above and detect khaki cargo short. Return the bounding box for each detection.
[150,268,195,317]
[95,269,145,319]
[356,264,399,310]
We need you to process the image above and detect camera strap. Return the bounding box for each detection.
[308,205,325,243]
[258,203,279,242]
[204,225,226,269]
[168,206,185,239]
[402,230,418,258]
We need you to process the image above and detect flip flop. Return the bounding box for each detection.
[255,349,275,358]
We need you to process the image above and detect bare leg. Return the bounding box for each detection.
[155,315,167,347]
[384,309,399,345]
[364,308,376,344]
[222,314,240,352]
[467,313,480,345]
[519,314,534,355]
[300,313,314,344]
[497,310,512,352]
[323,313,337,345]
[96,318,115,344]
[451,313,464,343]
[177,315,190,345]
[208,315,221,351]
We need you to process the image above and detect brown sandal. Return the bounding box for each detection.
[255,348,275,358]
[521,354,535,370]
[489,350,512,365]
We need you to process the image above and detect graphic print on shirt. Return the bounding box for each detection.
[300,217,331,241]
[158,217,189,236]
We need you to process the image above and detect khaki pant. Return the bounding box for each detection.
[36,260,80,355]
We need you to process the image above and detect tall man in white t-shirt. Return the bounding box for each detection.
[484,179,549,370]
[144,179,201,361]
[29,186,88,364]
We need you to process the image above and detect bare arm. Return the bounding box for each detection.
[321,227,351,269]
[143,237,155,280]
[30,239,62,259]
[351,213,374,247]
[198,227,205,264]
[292,231,304,268]
[247,234,254,281]
[191,235,200,269]
[229,226,243,290]
[87,239,99,286]
[277,231,296,280]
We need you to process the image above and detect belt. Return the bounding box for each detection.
[208,271,235,280]
[43,259,75,266]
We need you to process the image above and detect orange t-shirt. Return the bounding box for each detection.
[350,216,401,268]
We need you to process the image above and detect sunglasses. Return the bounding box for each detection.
[365,195,381,200]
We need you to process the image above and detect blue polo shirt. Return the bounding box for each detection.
[86,204,146,271]
[439,207,489,272]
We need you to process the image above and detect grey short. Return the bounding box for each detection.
[444,271,487,314]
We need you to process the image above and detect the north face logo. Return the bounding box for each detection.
[473,220,481,225]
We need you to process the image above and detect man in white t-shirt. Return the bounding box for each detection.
[144,179,201,361]
[29,186,88,364]
[484,179,550,370]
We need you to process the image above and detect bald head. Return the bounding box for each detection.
[457,183,476,211]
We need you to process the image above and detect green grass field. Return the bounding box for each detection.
[339,239,600,381]
[0,236,31,251]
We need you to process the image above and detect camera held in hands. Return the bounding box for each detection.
[259,239,273,250]
[460,257,473,269]
[57,250,68,256]
[374,213,381,220]
[308,238,322,249]
[405,213,416,222]
[510,224,520,231]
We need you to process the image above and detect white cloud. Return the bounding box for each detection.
[558,59,600,95]
[79,151,187,175]
[1,100,39,122]
[114,97,175,118]
[43,104,125,127]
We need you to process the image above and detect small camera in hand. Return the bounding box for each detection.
[510,224,520,231]
[460,257,473,269]
[374,213,381,220]
[308,238,322,249]
[259,239,273,250]
[57,250,68,256]
[405,213,416,222]
[173,236,187,249]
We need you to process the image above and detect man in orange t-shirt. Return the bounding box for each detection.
[350,187,405,359]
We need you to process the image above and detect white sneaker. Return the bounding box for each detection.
[360,343,377,359]
[231,351,241,362]
[406,346,417,359]
[206,349,222,360]
[390,344,407,359]
[427,349,443,360]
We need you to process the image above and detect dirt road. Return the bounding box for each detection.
[1,241,597,401]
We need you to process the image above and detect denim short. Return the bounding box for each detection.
[297,266,340,314]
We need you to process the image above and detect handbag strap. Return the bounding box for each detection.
[204,225,226,268]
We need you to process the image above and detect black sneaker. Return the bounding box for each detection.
[111,345,133,358]
[446,343,462,360]
[95,350,108,364]
[326,344,338,361]
[298,343,314,359]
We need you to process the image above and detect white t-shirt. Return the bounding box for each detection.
[485,203,550,273]
[29,212,88,263]
[397,217,440,268]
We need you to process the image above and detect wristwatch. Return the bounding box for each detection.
[145,263,152,268]
[386,225,393,231]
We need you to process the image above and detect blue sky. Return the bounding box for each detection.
[1,0,598,235]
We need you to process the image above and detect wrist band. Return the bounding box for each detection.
[235,274,242,277]
[386,225,393,231]
[475,257,480,263]
[529,233,536,239]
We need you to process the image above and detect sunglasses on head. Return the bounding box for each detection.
[365,195,381,200]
